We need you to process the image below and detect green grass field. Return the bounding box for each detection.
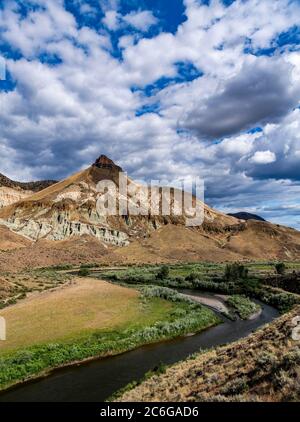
[0,278,219,390]
[96,261,300,281]
[0,278,182,353]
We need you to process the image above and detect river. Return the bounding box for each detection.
[0,293,278,402]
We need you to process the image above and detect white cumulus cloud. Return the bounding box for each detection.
[250,150,277,165]
[0,0,300,227]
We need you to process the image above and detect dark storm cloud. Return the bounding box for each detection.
[263,205,300,216]
[182,59,300,140]
[246,158,300,181]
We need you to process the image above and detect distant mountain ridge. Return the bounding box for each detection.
[228,212,266,222]
[0,173,58,209]
[0,173,57,192]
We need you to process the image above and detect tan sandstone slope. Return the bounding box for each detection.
[0,173,56,208]
[0,155,237,245]
[0,155,299,270]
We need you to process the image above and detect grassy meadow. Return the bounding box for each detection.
[0,278,173,352]
[0,277,219,390]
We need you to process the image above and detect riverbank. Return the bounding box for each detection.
[117,305,300,402]
[0,299,279,402]
[178,290,262,322]
[180,292,229,314]
[0,283,220,393]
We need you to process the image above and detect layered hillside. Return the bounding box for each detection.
[113,220,300,263]
[0,186,33,208]
[0,173,57,208]
[0,155,237,247]
[0,155,299,268]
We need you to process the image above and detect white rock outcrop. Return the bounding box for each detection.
[0,208,129,246]
[0,187,33,208]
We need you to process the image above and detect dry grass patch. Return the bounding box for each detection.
[0,278,144,352]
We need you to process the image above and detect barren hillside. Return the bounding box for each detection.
[0,155,299,270]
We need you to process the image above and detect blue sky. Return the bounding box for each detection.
[0,0,300,228]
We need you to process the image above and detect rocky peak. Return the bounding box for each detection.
[92,155,122,172]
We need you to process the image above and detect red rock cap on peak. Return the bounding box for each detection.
[93,155,122,171]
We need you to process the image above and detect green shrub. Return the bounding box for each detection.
[185,272,199,282]
[273,370,292,390]
[221,377,249,395]
[282,348,300,368]
[227,295,260,319]
[264,292,298,313]
[156,265,170,280]
[78,268,90,277]
[256,351,278,370]
[275,262,286,275]
[224,263,248,281]
[80,263,100,269]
